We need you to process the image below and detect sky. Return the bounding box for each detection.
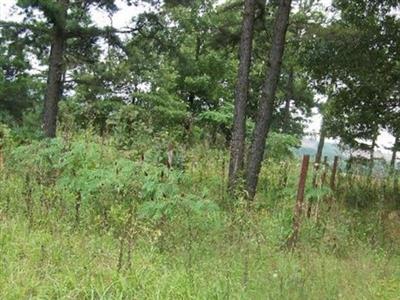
[0,0,396,152]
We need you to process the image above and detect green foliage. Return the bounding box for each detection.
[10,105,43,143]
[265,132,301,161]
[301,0,400,150]
[0,37,43,123]
[198,102,233,126]
[198,102,233,144]
[0,123,11,148]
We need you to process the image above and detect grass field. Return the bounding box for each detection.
[0,137,400,299]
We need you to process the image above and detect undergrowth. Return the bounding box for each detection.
[0,132,399,299]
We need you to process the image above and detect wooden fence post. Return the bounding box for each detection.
[287,155,310,250]
[321,156,328,186]
[330,156,339,190]
[308,155,322,218]
[312,156,321,188]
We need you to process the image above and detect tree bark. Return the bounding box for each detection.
[43,0,69,138]
[245,0,292,199]
[228,0,256,190]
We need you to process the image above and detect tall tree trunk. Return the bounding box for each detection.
[368,134,377,176]
[43,0,68,138]
[245,0,292,199]
[315,118,326,165]
[228,0,256,190]
[391,136,398,170]
[283,68,294,133]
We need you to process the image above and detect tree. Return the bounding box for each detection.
[274,1,322,136]
[0,27,42,123]
[245,0,292,199]
[128,0,240,142]
[228,0,256,190]
[2,0,121,137]
[42,0,69,138]
[300,0,400,169]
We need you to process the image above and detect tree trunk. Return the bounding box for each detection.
[245,0,292,199]
[391,136,398,170]
[283,69,294,133]
[315,118,326,165]
[370,139,376,161]
[43,0,69,138]
[368,134,377,176]
[228,0,256,190]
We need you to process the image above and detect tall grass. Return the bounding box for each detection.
[0,133,399,299]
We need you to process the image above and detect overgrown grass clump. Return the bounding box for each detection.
[0,133,400,299]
